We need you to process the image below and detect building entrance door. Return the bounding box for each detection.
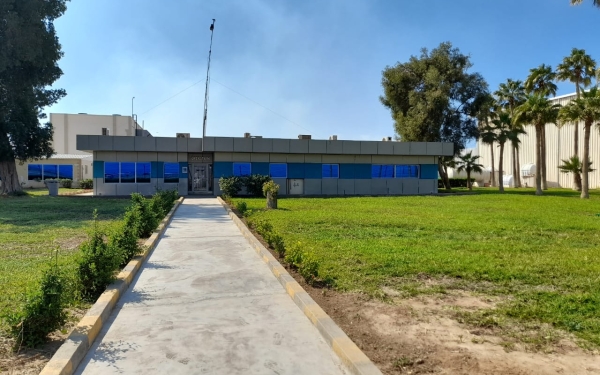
[190,163,210,193]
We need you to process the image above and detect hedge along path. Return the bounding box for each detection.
[39,197,185,375]
[217,197,382,375]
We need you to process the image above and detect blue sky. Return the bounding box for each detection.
[47,0,600,141]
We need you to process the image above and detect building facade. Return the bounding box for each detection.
[16,113,147,188]
[476,93,600,189]
[76,135,453,196]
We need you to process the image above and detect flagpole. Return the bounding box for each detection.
[202,19,216,151]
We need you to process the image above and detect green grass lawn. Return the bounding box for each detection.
[0,194,130,332]
[235,188,600,346]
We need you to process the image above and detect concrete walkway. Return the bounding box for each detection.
[75,198,349,375]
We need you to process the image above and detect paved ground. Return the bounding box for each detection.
[75,198,349,375]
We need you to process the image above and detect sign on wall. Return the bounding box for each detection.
[188,154,213,163]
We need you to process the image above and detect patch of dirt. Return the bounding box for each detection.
[0,308,86,375]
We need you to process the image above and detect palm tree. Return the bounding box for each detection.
[495,79,527,188]
[558,87,600,199]
[480,125,497,187]
[570,0,600,7]
[556,48,597,191]
[455,152,484,191]
[476,94,498,186]
[491,112,513,193]
[525,64,558,190]
[515,95,561,196]
[558,156,594,176]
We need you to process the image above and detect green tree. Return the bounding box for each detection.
[556,48,597,191]
[525,64,558,190]
[570,0,600,7]
[558,87,600,199]
[0,0,69,194]
[491,112,512,193]
[514,95,561,196]
[495,79,526,188]
[380,42,489,190]
[476,94,499,187]
[455,151,484,191]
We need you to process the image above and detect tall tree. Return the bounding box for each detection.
[380,42,489,190]
[491,112,512,193]
[558,87,600,199]
[455,151,484,191]
[570,0,600,7]
[525,64,558,190]
[476,94,499,187]
[556,48,597,191]
[0,0,69,194]
[494,79,526,188]
[515,95,561,196]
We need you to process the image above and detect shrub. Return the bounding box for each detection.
[438,178,475,188]
[130,193,159,238]
[110,207,142,267]
[262,180,280,198]
[59,179,72,188]
[77,211,123,301]
[152,190,178,218]
[271,233,286,258]
[5,265,66,348]
[235,201,248,215]
[79,179,93,189]
[299,252,319,285]
[219,176,243,198]
[284,242,304,268]
[244,175,272,197]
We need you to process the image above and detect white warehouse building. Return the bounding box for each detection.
[476,93,600,189]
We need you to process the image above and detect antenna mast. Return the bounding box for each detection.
[202,19,216,150]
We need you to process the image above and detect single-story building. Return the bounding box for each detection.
[76,134,453,196]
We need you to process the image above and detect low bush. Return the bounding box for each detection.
[77,211,123,301]
[438,178,476,188]
[130,193,159,238]
[79,179,93,189]
[299,252,319,285]
[262,180,280,198]
[110,206,142,267]
[151,190,178,217]
[5,265,66,348]
[235,201,248,215]
[59,179,72,188]
[244,175,272,197]
[219,176,244,198]
[284,242,304,268]
[271,233,286,258]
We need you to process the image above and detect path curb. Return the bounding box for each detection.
[217,197,383,375]
[40,197,185,375]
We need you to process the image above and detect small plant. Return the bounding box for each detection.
[5,264,66,348]
[59,179,72,188]
[244,175,272,197]
[263,180,280,209]
[219,176,243,198]
[130,193,159,238]
[152,189,179,217]
[299,252,319,285]
[109,207,142,267]
[284,242,304,267]
[235,201,248,215]
[271,233,286,258]
[77,210,123,301]
[79,179,93,189]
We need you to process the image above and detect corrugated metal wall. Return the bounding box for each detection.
[477,93,600,189]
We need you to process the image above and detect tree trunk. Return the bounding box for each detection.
[511,145,517,188]
[541,125,548,190]
[535,125,543,196]
[266,192,278,209]
[581,122,591,199]
[498,143,505,193]
[0,160,23,195]
[515,145,522,188]
[438,161,451,190]
[490,142,496,187]
[467,170,472,191]
[574,83,582,191]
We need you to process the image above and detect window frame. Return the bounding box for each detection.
[269,163,288,179]
[371,164,395,179]
[233,162,252,177]
[322,164,340,179]
[136,162,151,184]
[164,162,180,184]
[395,164,420,179]
[104,162,121,183]
[28,164,43,181]
[58,165,74,180]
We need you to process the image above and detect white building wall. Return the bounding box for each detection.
[477,93,600,189]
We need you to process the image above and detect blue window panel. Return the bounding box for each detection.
[354,164,372,180]
[58,165,74,180]
[420,164,439,179]
[28,164,42,180]
[214,162,233,178]
[120,162,136,183]
[288,163,305,179]
[251,162,269,176]
[233,162,251,177]
[43,165,58,180]
[340,164,355,179]
[396,165,419,178]
[372,165,394,178]
[164,163,180,183]
[137,162,151,183]
[322,164,339,178]
[93,161,104,179]
[105,162,120,183]
[179,162,189,178]
[304,163,321,179]
[270,163,287,178]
